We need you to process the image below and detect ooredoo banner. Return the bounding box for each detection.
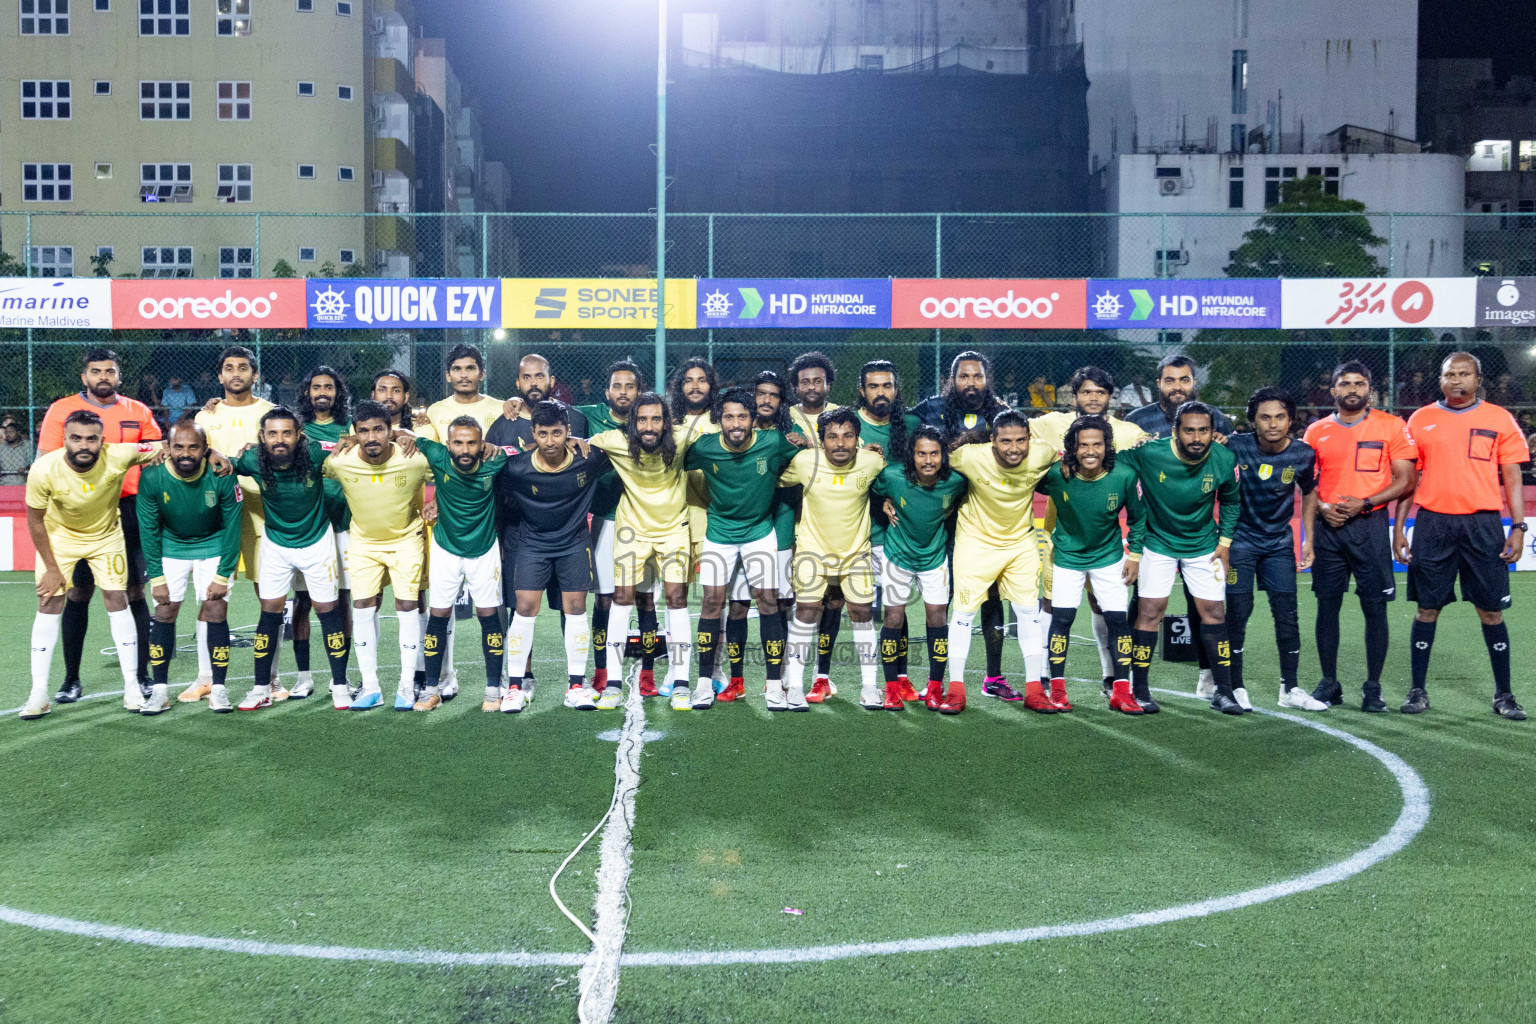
[0,278,113,329]
[891,279,1087,329]
[1280,278,1475,330]
[113,279,307,329]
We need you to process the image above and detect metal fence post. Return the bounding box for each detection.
[1387,213,1396,408]
[481,212,491,390]
[253,212,262,276]
[934,213,943,390]
[706,213,715,363]
[25,213,34,434]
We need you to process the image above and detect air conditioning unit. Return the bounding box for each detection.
[373,250,390,269]
[1159,177,1183,196]
[371,169,385,188]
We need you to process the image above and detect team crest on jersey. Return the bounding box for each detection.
[756,457,768,475]
[963,413,979,429]
[577,472,587,487]
[941,494,952,510]
[1201,474,1213,493]
[1106,491,1119,509]
[395,475,406,488]
[204,490,217,508]
[1258,464,1273,480]
[1281,467,1295,484]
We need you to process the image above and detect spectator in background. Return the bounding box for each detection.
[195,370,217,402]
[1397,370,1430,412]
[0,414,34,484]
[1491,373,1521,407]
[135,373,162,422]
[1115,373,1153,413]
[1027,374,1056,410]
[161,375,198,421]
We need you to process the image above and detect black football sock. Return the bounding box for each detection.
[291,630,311,674]
[207,620,231,687]
[817,606,841,677]
[926,626,948,682]
[895,619,910,678]
[149,619,175,686]
[1226,588,1254,691]
[424,613,450,687]
[1409,618,1436,691]
[592,595,609,674]
[1200,622,1234,698]
[1048,607,1077,680]
[1269,591,1301,690]
[727,612,748,678]
[1315,593,1343,682]
[61,595,88,683]
[696,619,720,680]
[981,594,1004,677]
[759,609,786,681]
[1130,628,1158,701]
[639,607,659,672]
[1482,622,1512,695]
[1186,584,1209,672]
[316,607,350,687]
[479,612,505,689]
[1102,610,1132,680]
[879,625,902,683]
[1362,600,1389,690]
[129,597,152,679]
[252,610,284,688]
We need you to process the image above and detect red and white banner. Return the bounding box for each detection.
[891,279,1087,329]
[1280,278,1476,330]
[112,279,307,329]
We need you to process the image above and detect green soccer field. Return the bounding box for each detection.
[1,569,1531,1024]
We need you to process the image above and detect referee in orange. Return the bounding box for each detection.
[36,349,162,702]
[1301,361,1417,711]
[1394,352,1528,720]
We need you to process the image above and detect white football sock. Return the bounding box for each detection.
[564,611,591,680]
[852,619,878,688]
[397,608,423,690]
[195,619,212,678]
[29,611,61,706]
[1011,601,1044,683]
[665,607,692,684]
[441,608,457,678]
[947,609,976,683]
[352,605,380,689]
[107,607,140,694]
[783,615,817,691]
[605,601,631,680]
[415,609,428,673]
[1091,609,1115,678]
[507,613,538,679]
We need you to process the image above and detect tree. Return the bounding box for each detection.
[1225,176,1386,279]
[0,249,21,276]
[270,258,298,278]
[90,249,115,277]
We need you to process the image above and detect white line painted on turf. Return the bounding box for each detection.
[0,688,1428,971]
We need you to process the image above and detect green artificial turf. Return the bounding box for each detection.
[0,572,1531,1023]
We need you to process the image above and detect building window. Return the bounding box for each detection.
[1322,166,1339,196]
[27,246,74,277]
[94,80,111,96]
[1230,49,1247,116]
[219,246,254,278]
[142,246,193,278]
[217,163,253,202]
[337,84,353,101]
[1519,199,1535,215]
[1263,165,1297,206]
[21,80,71,119]
[94,162,113,178]
[140,162,193,202]
[20,0,70,35]
[22,163,73,202]
[339,248,356,264]
[298,246,317,263]
[335,1,351,14]
[140,80,192,120]
[1227,166,1244,209]
[297,81,315,97]
[216,0,251,36]
[217,81,251,120]
[96,245,115,262]
[140,0,190,35]
[338,165,355,181]
[1230,123,1246,154]
[95,0,109,9]
[296,0,312,9]
[297,163,316,179]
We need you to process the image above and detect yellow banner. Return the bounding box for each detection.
[500,278,697,329]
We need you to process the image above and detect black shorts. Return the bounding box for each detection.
[70,495,147,590]
[1406,509,1512,611]
[514,543,594,595]
[1311,510,1396,602]
[1228,541,1296,594]
[500,524,564,609]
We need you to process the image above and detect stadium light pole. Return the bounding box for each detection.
[652,0,668,386]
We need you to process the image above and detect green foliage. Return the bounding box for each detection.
[89,249,115,278]
[1225,176,1386,279]
[0,248,21,276]
[270,259,298,278]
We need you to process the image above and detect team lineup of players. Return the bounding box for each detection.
[19,342,1530,722]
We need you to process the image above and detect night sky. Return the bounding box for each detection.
[420,0,1536,213]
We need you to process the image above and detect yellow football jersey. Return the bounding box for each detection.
[1027,411,1151,453]
[787,402,841,449]
[949,441,1058,548]
[322,446,431,544]
[196,397,274,493]
[589,426,696,537]
[26,443,158,542]
[419,394,505,443]
[779,447,885,558]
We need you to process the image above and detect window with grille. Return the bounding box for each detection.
[339,248,356,264]
[338,165,355,181]
[140,80,192,120]
[297,163,316,179]
[217,81,251,120]
[142,246,194,278]
[22,163,73,202]
[337,85,353,101]
[216,0,250,35]
[216,163,253,202]
[219,246,254,278]
[140,162,193,202]
[27,246,74,277]
[21,80,71,119]
[298,246,317,262]
[20,0,70,35]
[140,0,190,35]
[297,81,315,97]
[335,1,350,14]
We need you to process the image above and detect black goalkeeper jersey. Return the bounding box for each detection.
[1226,433,1316,552]
[496,447,611,555]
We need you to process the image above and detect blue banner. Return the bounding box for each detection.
[696,278,891,329]
[1086,279,1281,329]
[307,279,501,329]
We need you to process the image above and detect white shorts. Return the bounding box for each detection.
[160,555,223,605]
[1138,548,1226,603]
[882,556,950,607]
[296,529,350,593]
[592,518,615,594]
[740,548,794,602]
[701,534,778,592]
[1051,560,1130,613]
[428,537,501,610]
[257,527,339,603]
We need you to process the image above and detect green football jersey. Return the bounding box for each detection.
[575,403,625,521]
[1121,438,1240,558]
[304,420,353,531]
[416,437,506,558]
[857,410,923,548]
[682,429,800,545]
[137,462,243,583]
[231,439,332,549]
[870,464,967,572]
[1036,461,1145,570]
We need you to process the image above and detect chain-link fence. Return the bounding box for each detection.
[3,209,1536,442]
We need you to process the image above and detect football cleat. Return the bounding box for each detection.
[921,679,945,710]
[440,676,459,702]
[1311,678,1344,706]
[350,689,383,711]
[1049,677,1073,712]
[669,685,691,711]
[1195,670,1217,701]
[1210,692,1245,716]
[1492,693,1527,720]
[806,678,833,704]
[237,688,272,711]
[413,692,443,712]
[785,681,809,712]
[330,684,352,710]
[140,684,172,715]
[565,685,598,711]
[481,691,503,713]
[984,678,1024,702]
[765,680,788,712]
[270,685,291,704]
[596,686,624,711]
[938,680,966,715]
[691,680,715,710]
[882,682,905,710]
[1278,686,1329,711]
[123,692,145,712]
[638,670,658,697]
[712,675,728,695]
[1022,680,1058,714]
[859,683,884,710]
[17,700,51,720]
[1132,687,1161,714]
[1101,676,1115,701]
[500,687,527,713]
[1233,687,1254,712]
[139,678,154,701]
[1107,679,1144,715]
[289,674,315,700]
[208,687,232,713]
[1362,693,1388,713]
[392,689,415,711]
[1399,688,1430,714]
[181,677,215,703]
[895,676,920,703]
[54,680,83,705]
[716,677,746,703]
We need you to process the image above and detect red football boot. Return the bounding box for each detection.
[938,680,966,715]
[1023,679,1059,713]
[1107,678,1144,715]
[638,669,658,697]
[922,679,945,710]
[882,681,905,709]
[717,677,746,702]
[895,675,921,702]
[807,677,832,703]
[1049,677,1073,712]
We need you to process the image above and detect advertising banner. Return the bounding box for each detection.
[891,279,1086,329]
[0,278,113,329]
[307,279,500,329]
[112,279,307,329]
[1476,277,1536,328]
[1280,278,1475,329]
[501,279,697,329]
[695,278,891,328]
[1086,279,1281,329]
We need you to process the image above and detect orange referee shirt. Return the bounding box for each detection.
[1303,409,1416,509]
[37,392,162,496]
[1406,400,1526,515]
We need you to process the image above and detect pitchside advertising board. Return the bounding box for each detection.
[891,278,1087,329]
[306,279,500,329]
[1280,278,1476,329]
[1476,277,1536,328]
[0,278,113,329]
[113,279,308,329]
[695,278,890,328]
[500,278,697,329]
[1086,279,1281,329]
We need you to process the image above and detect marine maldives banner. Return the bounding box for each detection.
[1087,279,1281,329]
[891,279,1087,329]
[1281,278,1475,329]
[307,279,500,329]
[696,278,890,328]
[0,278,113,329]
[112,279,307,329]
